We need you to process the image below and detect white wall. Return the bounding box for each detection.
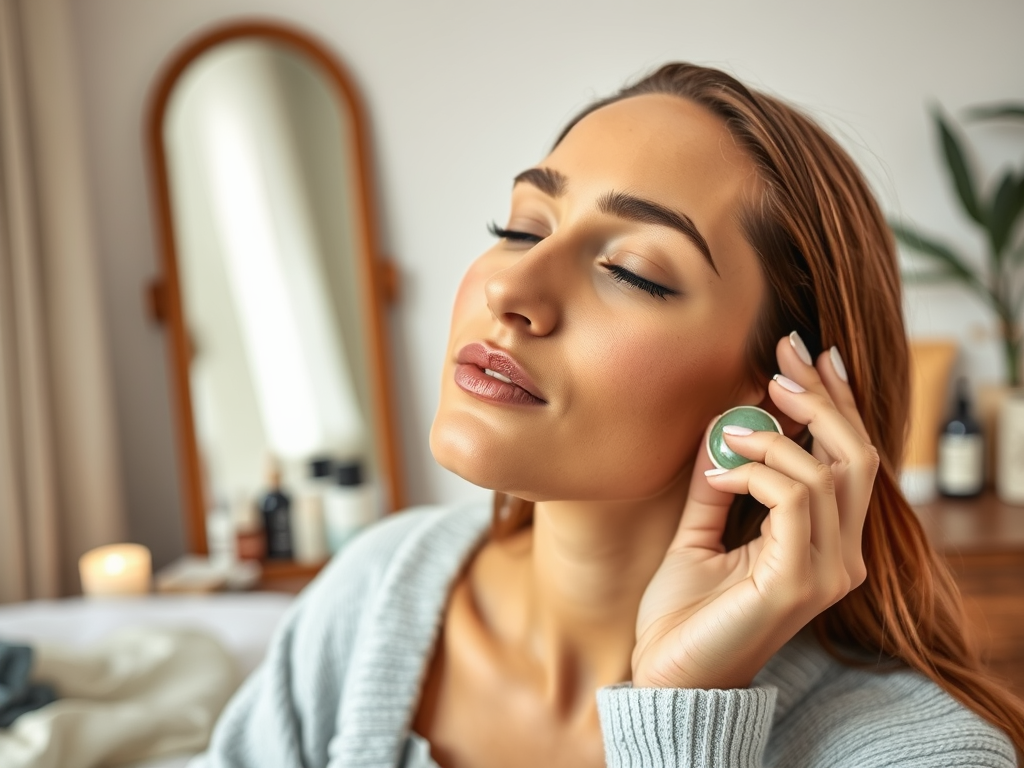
[66,0,1024,564]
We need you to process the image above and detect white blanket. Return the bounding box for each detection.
[0,627,240,768]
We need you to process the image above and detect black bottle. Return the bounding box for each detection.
[937,377,984,498]
[260,463,294,559]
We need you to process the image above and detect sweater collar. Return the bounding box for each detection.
[332,503,491,767]
[332,502,840,765]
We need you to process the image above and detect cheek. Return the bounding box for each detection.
[569,317,751,493]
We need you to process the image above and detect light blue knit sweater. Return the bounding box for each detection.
[192,502,1016,768]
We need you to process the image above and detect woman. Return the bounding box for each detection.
[195,64,1024,767]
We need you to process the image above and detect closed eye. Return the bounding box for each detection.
[602,264,678,300]
[488,222,543,244]
[488,222,676,300]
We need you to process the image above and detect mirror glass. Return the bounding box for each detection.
[163,38,383,513]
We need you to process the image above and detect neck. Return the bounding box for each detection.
[523,467,692,715]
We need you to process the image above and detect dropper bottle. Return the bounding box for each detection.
[260,458,294,559]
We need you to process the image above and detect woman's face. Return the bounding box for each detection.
[430,94,767,502]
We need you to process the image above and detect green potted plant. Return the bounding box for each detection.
[891,103,1024,384]
[890,103,1024,502]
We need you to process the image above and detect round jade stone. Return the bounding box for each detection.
[706,406,782,470]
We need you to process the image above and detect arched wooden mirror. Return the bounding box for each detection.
[145,21,405,572]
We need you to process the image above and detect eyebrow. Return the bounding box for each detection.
[513,167,567,197]
[512,167,717,276]
[599,192,717,275]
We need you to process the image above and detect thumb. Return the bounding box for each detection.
[671,415,736,552]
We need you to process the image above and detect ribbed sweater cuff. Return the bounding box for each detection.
[596,684,777,768]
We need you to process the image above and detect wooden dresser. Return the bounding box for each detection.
[255,559,327,594]
[915,493,1024,697]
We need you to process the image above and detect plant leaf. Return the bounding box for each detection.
[932,106,985,225]
[1011,241,1024,266]
[889,219,1005,315]
[989,170,1024,256]
[890,220,979,280]
[901,267,966,285]
[966,103,1024,121]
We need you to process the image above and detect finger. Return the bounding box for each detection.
[767,364,876,585]
[673,416,735,552]
[775,333,872,463]
[815,345,870,443]
[718,427,841,556]
[704,461,813,566]
[812,346,873,585]
[768,377,874,477]
[767,380,876,512]
[776,332,833,402]
[770,329,876,505]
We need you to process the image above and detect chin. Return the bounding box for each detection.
[429,416,676,503]
[430,414,511,491]
[425,409,569,499]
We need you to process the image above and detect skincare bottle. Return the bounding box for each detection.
[937,377,984,498]
[206,497,236,567]
[323,460,376,554]
[260,461,294,559]
[997,391,1024,504]
[292,458,332,564]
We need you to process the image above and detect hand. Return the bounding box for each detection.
[631,334,879,690]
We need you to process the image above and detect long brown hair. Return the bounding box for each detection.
[492,63,1024,752]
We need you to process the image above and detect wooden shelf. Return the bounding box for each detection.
[915,492,1024,555]
[254,558,329,594]
[915,492,1024,697]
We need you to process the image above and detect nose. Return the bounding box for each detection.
[483,248,561,337]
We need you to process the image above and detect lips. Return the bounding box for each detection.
[454,343,546,405]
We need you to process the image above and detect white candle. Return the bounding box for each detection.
[79,543,152,596]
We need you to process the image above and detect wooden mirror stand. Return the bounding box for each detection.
[144,20,405,576]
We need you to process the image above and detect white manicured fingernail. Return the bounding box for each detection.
[773,373,806,393]
[704,468,731,476]
[789,331,813,366]
[829,346,848,383]
[722,425,754,436]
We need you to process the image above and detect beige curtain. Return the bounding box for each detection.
[0,0,126,602]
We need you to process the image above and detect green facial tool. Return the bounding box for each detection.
[706,406,782,470]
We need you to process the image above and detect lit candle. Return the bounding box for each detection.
[78,543,152,596]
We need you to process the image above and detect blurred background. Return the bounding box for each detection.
[2,0,1023,591]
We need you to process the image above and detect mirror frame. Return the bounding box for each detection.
[145,20,406,555]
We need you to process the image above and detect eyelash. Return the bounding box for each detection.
[487,222,677,301]
[603,264,675,300]
[487,222,542,243]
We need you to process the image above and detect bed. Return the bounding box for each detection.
[0,592,294,768]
